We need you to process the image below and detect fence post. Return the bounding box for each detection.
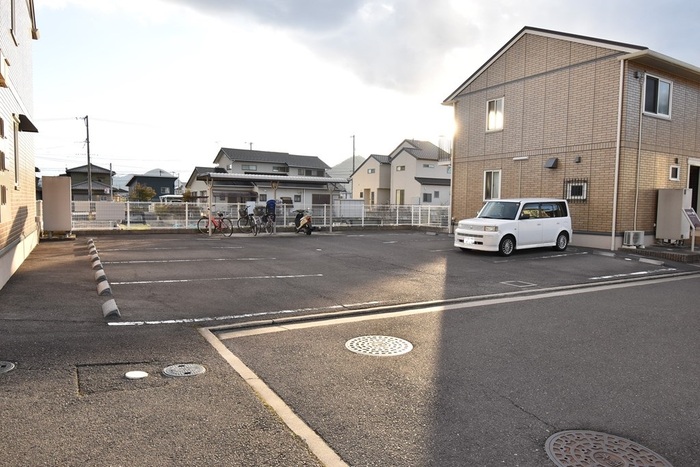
[126,201,131,228]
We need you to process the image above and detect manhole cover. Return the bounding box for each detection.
[162,363,206,377]
[345,335,413,356]
[0,361,16,374]
[545,430,673,467]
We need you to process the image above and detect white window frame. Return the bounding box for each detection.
[669,165,680,181]
[483,170,501,200]
[565,180,588,201]
[486,97,504,131]
[644,74,672,118]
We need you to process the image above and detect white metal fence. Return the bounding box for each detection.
[68,201,450,230]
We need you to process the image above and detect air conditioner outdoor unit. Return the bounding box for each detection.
[0,52,8,88]
[623,230,645,247]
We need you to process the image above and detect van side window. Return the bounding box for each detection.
[521,203,541,219]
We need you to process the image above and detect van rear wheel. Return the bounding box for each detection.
[554,232,569,251]
[499,236,515,256]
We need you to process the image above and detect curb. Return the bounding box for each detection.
[86,238,120,319]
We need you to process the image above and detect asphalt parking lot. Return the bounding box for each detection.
[1,231,699,466]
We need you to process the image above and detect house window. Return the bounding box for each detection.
[160,187,171,194]
[487,97,504,131]
[564,178,588,202]
[396,189,405,205]
[396,165,405,171]
[293,194,301,202]
[367,168,376,174]
[422,164,435,168]
[259,194,267,202]
[669,165,680,181]
[242,164,257,171]
[644,75,671,117]
[484,170,501,200]
[422,193,432,203]
[0,151,5,171]
[434,191,440,199]
[359,192,364,198]
[272,166,289,173]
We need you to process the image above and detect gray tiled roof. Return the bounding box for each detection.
[217,148,330,170]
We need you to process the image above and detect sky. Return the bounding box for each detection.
[32,0,700,182]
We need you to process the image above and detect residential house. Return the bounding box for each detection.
[196,148,336,206]
[443,26,700,249]
[0,1,40,290]
[327,155,365,198]
[61,163,118,201]
[351,154,391,205]
[126,169,178,201]
[352,140,451,206]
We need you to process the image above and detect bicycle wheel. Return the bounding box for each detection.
[264,219,273,234]
[197,217,210,234]
[220,218,234,237]
[237,217,251,233]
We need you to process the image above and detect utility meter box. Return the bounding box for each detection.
[656,188,692,240]
[42,176,72,232]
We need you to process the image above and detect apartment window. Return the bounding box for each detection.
[259,194,267,202]
[564,178,588,202]
[669,165,680,181]
[396,189,405,205]
[367,168,376,174]
[293,194,301,202]
[0,151,6,171]
[484,170,501,200]
[272,166,289,173]
[434,191,440,199]
[396,165,405,171]
[487,97,504,131]
[242,164,257,171]
[422,193,432,203]
[644,75,671,117]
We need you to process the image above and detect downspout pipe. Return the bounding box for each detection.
[634,72,646,231]
[611,60,625,250]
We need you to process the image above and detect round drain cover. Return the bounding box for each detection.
[545,430,673,467]
[125,371,149,380]
[345,335,413,356]
[162,363,206,377]
[0,361,16,374]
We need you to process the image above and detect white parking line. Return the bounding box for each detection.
[589,268,676,280]
[105,258,274,264]
[111,273,322,285]
[99,246,243,251]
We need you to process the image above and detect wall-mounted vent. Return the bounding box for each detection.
[623,230,645,246]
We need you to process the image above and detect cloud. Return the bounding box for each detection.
[167,0,475,92]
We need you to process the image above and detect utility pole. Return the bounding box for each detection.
[245,142,253,150]
[77,115,92,202]
[351,135,355,198]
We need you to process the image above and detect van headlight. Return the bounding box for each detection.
[484,226,498,232]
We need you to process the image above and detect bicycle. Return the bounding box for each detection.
[237,206,253,233]
[197,211,234,237]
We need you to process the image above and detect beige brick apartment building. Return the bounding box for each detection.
[443,26,700,249]
[0,1,39,290]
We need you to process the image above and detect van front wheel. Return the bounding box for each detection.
[554,232,569,251]
[499,236,515,256]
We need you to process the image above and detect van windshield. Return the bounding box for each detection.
[478,201,520,220]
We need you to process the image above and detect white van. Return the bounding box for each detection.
[454,198,572,256]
